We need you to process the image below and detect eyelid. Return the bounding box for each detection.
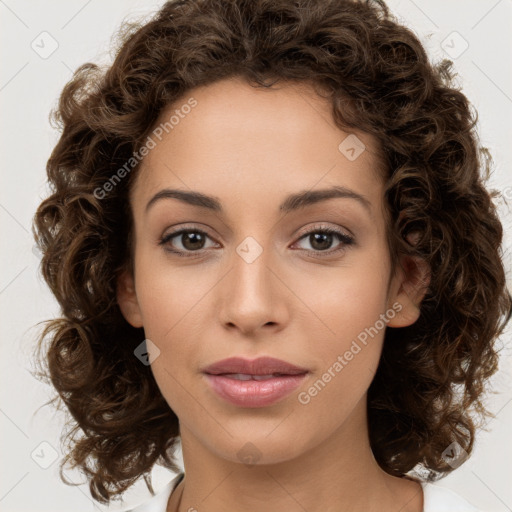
[294,222,354,241]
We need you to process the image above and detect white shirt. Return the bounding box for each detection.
[125,472,479,512]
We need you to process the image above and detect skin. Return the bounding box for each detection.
[117,77,430,512]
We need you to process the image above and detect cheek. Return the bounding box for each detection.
[292,253,391,390]
[133,256,217,396]
[293,271,390,428]
[134,250,214,340]
[293,253,390,341]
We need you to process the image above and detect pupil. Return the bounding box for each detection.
[183,232,204,250]
[311,232,332,251]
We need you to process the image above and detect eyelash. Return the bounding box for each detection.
[158,224,355,259]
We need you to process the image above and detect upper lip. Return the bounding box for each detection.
[202,356,309,376]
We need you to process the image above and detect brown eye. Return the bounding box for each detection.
[308,232,335,251]
[159,228,217,256]
[178,231,207,251]
[294,227,354,255]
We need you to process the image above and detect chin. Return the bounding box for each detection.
[200,423,316,466]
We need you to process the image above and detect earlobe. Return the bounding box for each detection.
[387,252,431,328]
[116,269,144,328]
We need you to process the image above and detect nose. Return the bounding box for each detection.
[217,239,288,336]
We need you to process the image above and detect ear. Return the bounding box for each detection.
[116,268,144,328]
[386,234,431,328]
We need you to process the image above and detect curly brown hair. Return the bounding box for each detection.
[31,0,512,504]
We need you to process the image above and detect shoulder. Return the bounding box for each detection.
[421,482,480,512]
[124,472,184,512]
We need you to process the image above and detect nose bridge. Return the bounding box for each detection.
[218,232,282,332]
[233,233,275,303]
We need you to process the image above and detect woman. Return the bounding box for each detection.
[32,0,512,510]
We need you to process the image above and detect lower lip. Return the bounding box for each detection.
[204,373,308,408]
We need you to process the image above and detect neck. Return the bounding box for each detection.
[168,396,423,512]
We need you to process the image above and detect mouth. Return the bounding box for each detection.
[201,356,309,408]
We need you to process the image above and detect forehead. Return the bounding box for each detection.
[130,77,386,216]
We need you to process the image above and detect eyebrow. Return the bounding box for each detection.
[145,186,372,215]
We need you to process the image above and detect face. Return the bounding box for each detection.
[117,77,426,466]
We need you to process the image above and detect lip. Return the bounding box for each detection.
[202,356,309,376]
[202,356,309,408]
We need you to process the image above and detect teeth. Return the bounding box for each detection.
[252,374,280,381]
[222,373,282,381]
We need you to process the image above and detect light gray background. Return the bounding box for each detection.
[1,0,511,510]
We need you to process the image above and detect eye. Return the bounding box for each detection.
[159,228,218,257]
[292,225,354,256]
